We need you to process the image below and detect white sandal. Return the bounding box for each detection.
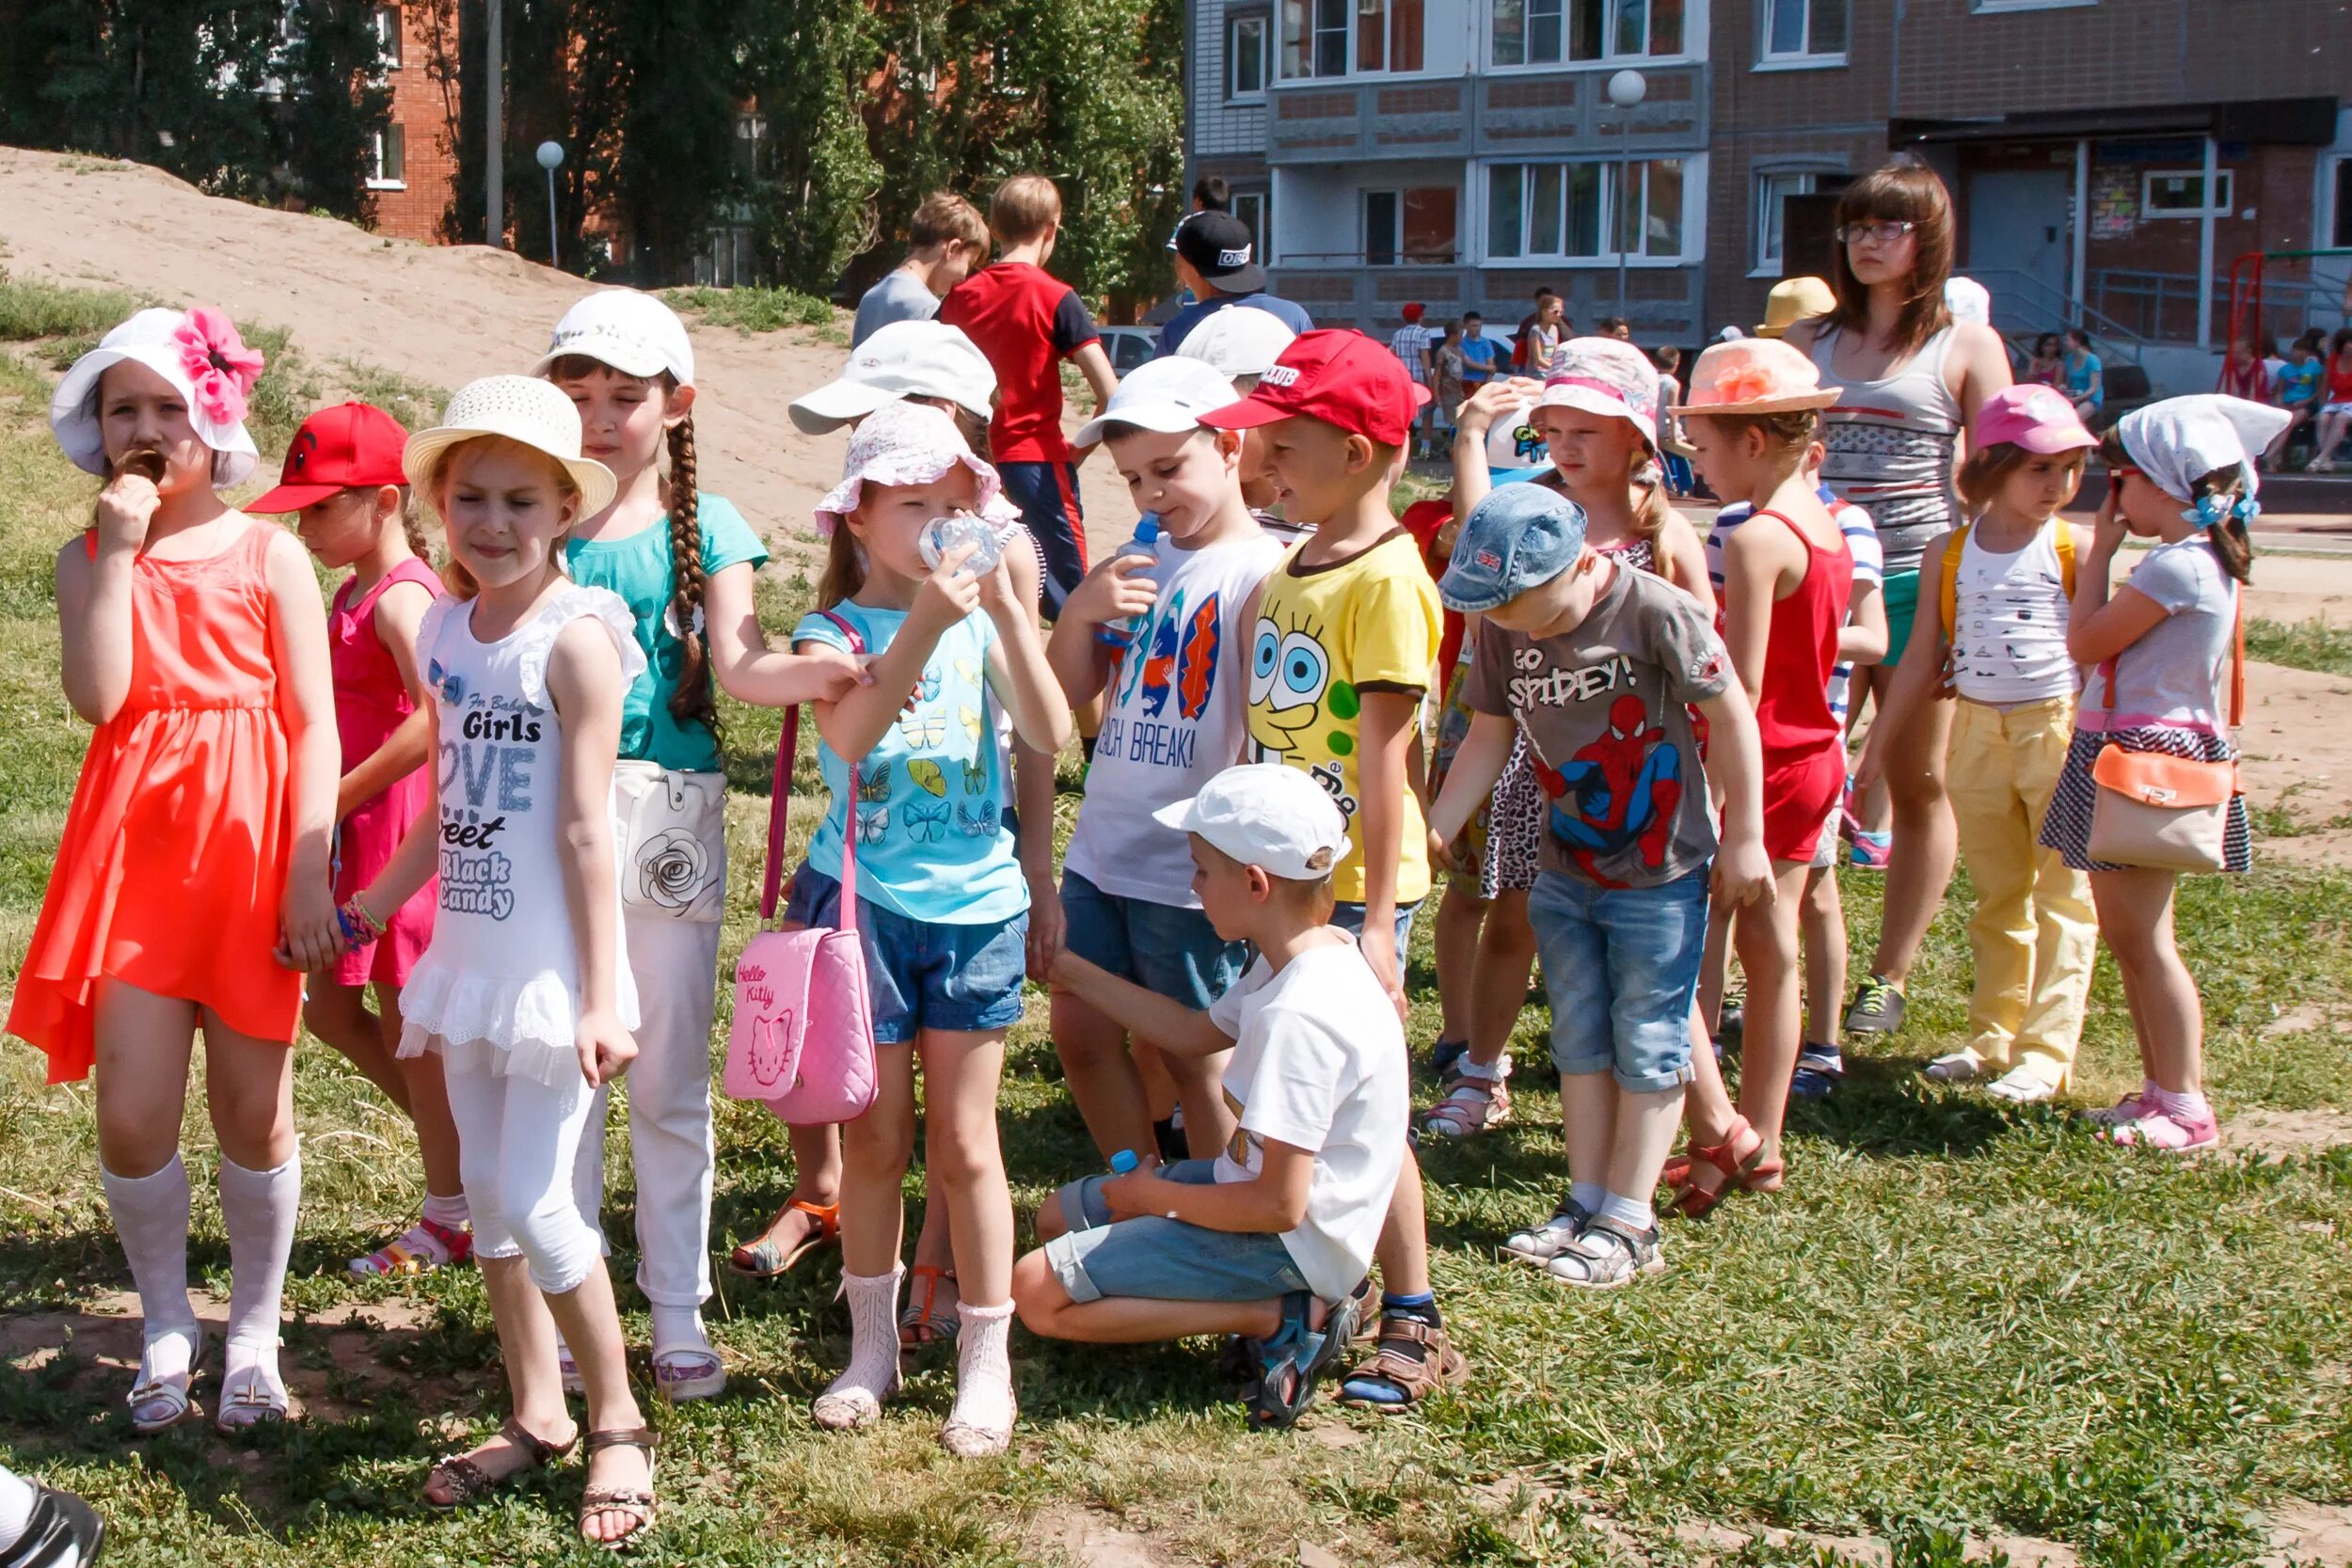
[652,1340,727,1404]
[128,1326,205,1436]
[1923,1049,1989,1083]
[215,1339,290,1433]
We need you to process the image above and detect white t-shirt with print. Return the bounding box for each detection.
[1207,937,1407,1300]
[1065,528,1287,907]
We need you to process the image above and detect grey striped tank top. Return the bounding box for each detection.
[1807,324,1963,577]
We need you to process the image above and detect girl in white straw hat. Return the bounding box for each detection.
[11,306,339,1436]
[333,374,660,1545]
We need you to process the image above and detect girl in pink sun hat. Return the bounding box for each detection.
[1663,338,1853,1210]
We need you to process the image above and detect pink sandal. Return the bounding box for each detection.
[1419,1069,1511,1140]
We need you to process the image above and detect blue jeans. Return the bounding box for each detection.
[1528,867,1707,1091]
[1330,898,1422,952]
[781,865,1028,1043]
[1059,869,1245,1010]
[1045,1160,1311,1304]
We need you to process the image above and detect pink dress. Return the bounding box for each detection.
[329,559,441,987]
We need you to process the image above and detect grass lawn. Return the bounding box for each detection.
[2,304,2350,1567]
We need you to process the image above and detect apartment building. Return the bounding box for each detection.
[363,4,460,244]
[1187,0,2350,350]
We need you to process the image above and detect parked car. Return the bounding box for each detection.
[1100,326,1157,376]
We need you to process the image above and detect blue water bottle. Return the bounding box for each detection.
[1094,516,1162,650]
[1108,1148,1140,1175]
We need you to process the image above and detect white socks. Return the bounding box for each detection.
[1599,1190,1657,1233]
[218,1151,300,1351]
[813,1268,903,1430]
[942,1300,1017,1456]
[1570,1181,1607,1217]
[0,1465,34,1553]
[650,1303,709,1354]
[421,1190,470,1231]
[101,1157,198,1374]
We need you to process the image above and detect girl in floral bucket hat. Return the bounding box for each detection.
[13,307,341,1435]
[1419,336,1716,1148]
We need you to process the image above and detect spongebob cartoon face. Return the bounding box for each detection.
[1248,610,1360,762]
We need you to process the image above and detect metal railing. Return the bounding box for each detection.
[1273,250,1466,266]
[1965,267,2147,365]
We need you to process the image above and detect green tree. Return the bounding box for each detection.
[737,0,885,293]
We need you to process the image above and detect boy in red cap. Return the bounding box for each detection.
[1200,329,1462,1409]
[247,402,466,1280]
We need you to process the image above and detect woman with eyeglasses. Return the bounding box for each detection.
[1781,158,2013,1043]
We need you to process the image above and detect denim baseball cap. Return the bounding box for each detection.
[1438,483,1591,613]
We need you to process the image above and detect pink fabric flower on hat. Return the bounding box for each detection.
[172,307,266,428]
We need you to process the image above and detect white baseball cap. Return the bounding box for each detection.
[534,289,696,387]
[1174,305,1299,382]
[790,320,998,435]
[1073,356,1242,446]
[1152,763,1350,882]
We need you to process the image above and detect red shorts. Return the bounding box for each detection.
[1761,744,1846,865]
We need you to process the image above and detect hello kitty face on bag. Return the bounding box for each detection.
[747,1010,796,1087]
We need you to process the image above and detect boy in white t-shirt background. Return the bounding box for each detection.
[1018,765,1406,1430]
[1045,358,1289,1165]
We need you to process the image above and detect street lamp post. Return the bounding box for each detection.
[1607,68,1647,327]
[536,141,564,271]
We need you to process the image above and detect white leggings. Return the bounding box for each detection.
[448,1053,601,1295]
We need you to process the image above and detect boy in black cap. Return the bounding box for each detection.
[1157,212,1314,356]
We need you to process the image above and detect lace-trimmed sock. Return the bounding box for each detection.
[814,1268,903,1430]
[421,1191,470,1231]
[942,1301,1016,1456]
[101,1158,199,1398]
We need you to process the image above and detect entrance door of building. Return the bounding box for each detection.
[1965,167,2071,325]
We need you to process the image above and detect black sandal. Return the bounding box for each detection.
[424,1416,578,1510]
[1242,1290,1358,1431]
[0,1482,103,1568]
[578,1426,659,1551]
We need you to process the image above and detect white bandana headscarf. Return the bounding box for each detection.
[2116,394,2293,507]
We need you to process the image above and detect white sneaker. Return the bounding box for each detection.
[1923,1050,1988,1083]
[1984,1065,2063,1104]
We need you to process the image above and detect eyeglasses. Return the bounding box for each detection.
[1836,220,1917,246]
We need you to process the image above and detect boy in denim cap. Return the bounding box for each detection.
[1198,329,1460,1410]
[1021,765,1405,1429]
[1428,483,1773,1286]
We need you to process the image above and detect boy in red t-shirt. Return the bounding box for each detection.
[940,175,1121,618]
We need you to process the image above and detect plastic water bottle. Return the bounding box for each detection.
[918,513,1006,576]
[1108,1148,1140,1175]
[1094,516,1162,650]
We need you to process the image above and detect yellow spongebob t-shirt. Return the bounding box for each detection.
[1247,530,1443,903]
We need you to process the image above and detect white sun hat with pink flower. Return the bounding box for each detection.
[1673,338,1843,417]
[52,307,267,485]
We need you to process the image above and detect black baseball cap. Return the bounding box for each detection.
[1175,212,1266,293]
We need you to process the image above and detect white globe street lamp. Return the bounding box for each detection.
[535,140,564,270]
[1607,70,1647,327]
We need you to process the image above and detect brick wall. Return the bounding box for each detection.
[370,5,459,243]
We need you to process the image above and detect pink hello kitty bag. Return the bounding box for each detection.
[723,613,877,1124]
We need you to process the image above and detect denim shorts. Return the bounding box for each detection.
[1528,867,1708,1092]
[1059,870,1245,1011]
[780,865,1029,1044]
[1044,1160,1311,1305]
[1330,897,1422,952]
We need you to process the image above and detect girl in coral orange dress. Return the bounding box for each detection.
[8,308,342,1433]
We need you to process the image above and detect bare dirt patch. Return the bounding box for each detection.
[2233,660,2352,869]
[1027,1504,1200,1568]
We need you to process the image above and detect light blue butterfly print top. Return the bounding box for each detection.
[792,601,1026,925]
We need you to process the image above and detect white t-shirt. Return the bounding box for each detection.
[1064,527,1286,907]
[1207,938,1407,1300]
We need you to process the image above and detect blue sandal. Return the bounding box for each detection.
[1243,1290,1358,1430]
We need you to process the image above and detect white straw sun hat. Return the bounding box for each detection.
[403,375,617,521]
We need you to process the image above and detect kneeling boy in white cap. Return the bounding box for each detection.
[1017,764,1406,1430]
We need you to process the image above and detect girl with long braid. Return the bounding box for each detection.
[540,292,863,1402]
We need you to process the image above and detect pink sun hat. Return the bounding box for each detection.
[813,399,1018,537]
[1537,336,1662,451]
[1972,383,2095,454]
[1674,337,1842,417]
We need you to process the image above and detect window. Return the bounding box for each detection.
[734,112,774,182]
[1280,0,1422,76]
[372,6,404,68]
[1753,168,1850,270]
[368,124,405,189]
[1229,13,1268,96]
[1759,0,1844,62]
[1490,0,1682,65]
[1486,158,1688,260]
[1971,0,2096,10]
[1365,187,1458,264]
[2142,168,2233,218]
[1231,189,1269,258]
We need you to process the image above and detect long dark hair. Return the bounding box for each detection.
[1823,159,1955,360]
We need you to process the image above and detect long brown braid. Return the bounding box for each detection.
[665,411,717,731]
[394,485,433,567]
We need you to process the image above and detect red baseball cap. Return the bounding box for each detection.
[1198,329,1432,448]
[246,401,411,513]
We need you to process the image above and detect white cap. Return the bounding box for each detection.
[51,308,262,486]
[1073,356,1242,446]
[1945,276,1991,327]
[404,375,618,523]
[1174,304,1299,382]
[534,289,695,387]
[790,320,998,435]
[1152,763,1351,882]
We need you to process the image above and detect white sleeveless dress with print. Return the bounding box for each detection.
[398,585,646,1085]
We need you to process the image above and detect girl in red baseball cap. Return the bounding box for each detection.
[249,402,469,1281]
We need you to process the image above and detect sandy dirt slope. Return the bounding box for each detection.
[0,147,1141,562]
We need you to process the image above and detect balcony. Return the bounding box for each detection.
[1263,63,1708,165]
[1267,80,1472,164]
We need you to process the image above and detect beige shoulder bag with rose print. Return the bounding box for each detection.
[612,762,728,923]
